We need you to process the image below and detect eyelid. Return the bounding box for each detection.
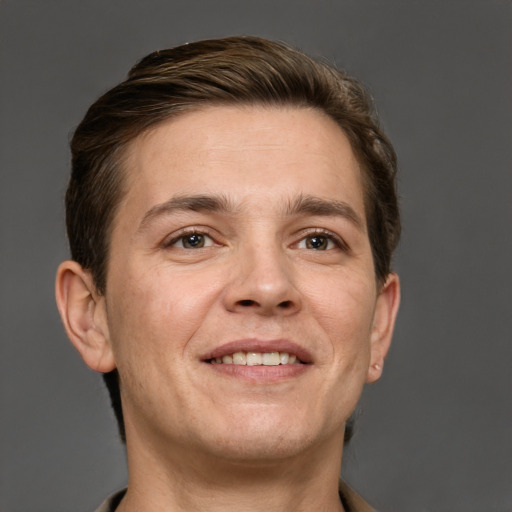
[294,228,350,251]
[162,226,218,248]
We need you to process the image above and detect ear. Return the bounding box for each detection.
[55,260,116,373]
[366,272,400,383]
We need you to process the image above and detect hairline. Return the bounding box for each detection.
[99,102,382,296]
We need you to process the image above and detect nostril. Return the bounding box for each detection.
[233,299,296,311]
[239,299,256,307]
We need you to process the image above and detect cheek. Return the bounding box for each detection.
[303,268,376,361]
[106,263,224,362]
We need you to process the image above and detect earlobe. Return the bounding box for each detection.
[366,272,400,383]
[55,261,116,373]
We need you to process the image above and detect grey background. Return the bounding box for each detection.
[1,1,511,511]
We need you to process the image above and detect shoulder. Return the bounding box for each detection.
[95,484,375,512]
[94,489,126,512]
[339,480,377,512]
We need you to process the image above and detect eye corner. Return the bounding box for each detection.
[161,227,220,251]
[293,228,349,253]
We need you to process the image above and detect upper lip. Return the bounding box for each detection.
[202,339,313,364]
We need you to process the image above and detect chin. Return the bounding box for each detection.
[196,408,326,463]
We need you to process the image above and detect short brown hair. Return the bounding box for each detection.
[66,35,400,442]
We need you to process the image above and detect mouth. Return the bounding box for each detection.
[206,351,304,366]
[201,339,313,367]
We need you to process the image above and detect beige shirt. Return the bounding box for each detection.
[95,481,376,512]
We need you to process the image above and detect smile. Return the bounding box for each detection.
[207,351,303,365]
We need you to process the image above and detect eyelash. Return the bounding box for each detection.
[296,229,349,251]
[162,228,348,252]
[163,228,216,249]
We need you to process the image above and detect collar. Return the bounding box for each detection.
[95,481,376,512]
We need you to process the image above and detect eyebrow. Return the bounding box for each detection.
[285,194,364,230]
[138,193,364,231]
[138,194,235,231]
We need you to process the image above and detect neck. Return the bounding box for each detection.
[117,427,346,512]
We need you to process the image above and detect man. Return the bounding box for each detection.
[56,36,400,512]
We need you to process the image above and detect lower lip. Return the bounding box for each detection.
[205,363,309,382]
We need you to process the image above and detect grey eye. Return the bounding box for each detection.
[297,234,337,251]
[305,235,329,250]
[173,233,213,249]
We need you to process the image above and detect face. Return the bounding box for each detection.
[97,106,398,462]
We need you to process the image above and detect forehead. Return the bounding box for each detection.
[120,105,366,221]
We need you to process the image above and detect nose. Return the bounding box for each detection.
[222,243,302,316]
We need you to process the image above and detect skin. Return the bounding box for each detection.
[56,105,400,512]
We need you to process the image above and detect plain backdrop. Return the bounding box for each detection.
[1,1,511,511]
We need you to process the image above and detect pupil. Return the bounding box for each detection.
[307,236,327,250]
[185,234,204,248]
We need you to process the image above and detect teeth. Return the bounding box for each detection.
[232,352,246,365]
[210,351,302,365]
[246,352,262,366]
[263,352,280,366]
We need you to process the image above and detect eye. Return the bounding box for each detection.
[297,233,337,251]
[171,232,214,249]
